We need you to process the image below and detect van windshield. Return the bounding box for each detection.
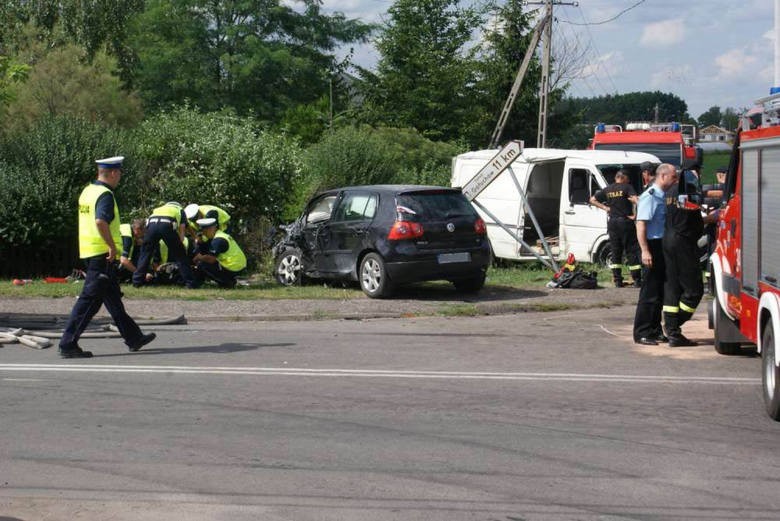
[596,164,643,194]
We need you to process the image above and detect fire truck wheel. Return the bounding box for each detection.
[762,321,780,420]
[712,296,742,355]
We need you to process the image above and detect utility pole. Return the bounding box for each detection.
[527,0,577,149]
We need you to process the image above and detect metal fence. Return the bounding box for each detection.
[0,242,80,278]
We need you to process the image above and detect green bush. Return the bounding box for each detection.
[300,125,463,209]
[0,115,131,247]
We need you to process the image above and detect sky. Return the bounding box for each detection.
[320,0,776,121]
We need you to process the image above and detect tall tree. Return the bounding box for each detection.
[721,107,740,132]
[697,105,722,127]
[363,0,483,142]
[128,0,373,120]
[563,92,692,126]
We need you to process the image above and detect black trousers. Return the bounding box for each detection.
[133,220,195,287]
[663,232,704,334]
[59,256,143,350]
[195,261,239,288]
[633,239,665,341]
[608,218,640,268]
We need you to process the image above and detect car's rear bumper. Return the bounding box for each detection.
[385,249,490,284]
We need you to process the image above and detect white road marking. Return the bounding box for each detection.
[0,364,760,385]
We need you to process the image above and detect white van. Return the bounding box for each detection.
[451,148,660,264]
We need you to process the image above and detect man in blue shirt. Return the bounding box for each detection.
[633,163,679,345]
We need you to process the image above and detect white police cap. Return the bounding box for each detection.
[96,156,124,168]
[184,203,200,220]
[196,217,218,228]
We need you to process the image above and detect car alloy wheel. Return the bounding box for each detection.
[359,252,392,298]
[275,249,303,286]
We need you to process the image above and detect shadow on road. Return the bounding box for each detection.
[90,342,294,357]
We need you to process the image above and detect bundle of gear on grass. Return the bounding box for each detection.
[546,253,598,289]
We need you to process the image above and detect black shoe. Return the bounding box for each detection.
[668,334,696,347]
[655,334,669,343]
[128,332,156,352]
[59,346,93,358]
[614,281,624,288]
[635,337,658,346]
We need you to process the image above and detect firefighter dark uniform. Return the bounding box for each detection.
[193,218,247,288]
[592,179,641,287]
[58,156,155,358]
[662,184,704,347]
[132,202,197,288]
[633,184,667,344]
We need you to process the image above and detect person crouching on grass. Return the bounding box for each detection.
[192,218,247,288]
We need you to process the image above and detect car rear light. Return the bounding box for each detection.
[474,218,487,235]
[388,220,424,240]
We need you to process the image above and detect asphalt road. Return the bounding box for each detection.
[0,306,777,521]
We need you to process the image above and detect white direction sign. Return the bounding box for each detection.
[461,140,524,201]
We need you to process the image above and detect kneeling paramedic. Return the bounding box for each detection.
[192,218,247,288]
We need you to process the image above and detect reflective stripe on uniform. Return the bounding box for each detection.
[663,305,680,314]
[680,301,697,314]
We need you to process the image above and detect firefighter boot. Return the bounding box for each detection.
[678,309,694,328]
[664,311,695,347]
[630,269,642,288]
[611,268,624,288]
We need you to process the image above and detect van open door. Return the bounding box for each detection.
[560,163,607,262]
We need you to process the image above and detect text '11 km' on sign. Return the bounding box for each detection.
[461,140,524,201]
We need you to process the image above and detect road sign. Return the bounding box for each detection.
[461,140,523,201]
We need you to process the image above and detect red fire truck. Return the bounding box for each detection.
[708,91,780,420]
[589,122,702,169]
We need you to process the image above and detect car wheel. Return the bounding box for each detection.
[595,243,612,267]
[762,321,780,420]
[712,294,741,355]
[454,273,486,293]
[359,252,393,298]
[275,248,304,286]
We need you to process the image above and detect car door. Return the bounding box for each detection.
[560,163,607,261]
[301,193,340,273]
[320,190,379,275]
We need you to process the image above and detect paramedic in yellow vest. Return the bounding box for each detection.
[58,156,156,358]
[132,201,198,288]
[192,217,247,288]
[117,218,145,282]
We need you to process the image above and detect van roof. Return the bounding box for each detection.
[455,148,661,164]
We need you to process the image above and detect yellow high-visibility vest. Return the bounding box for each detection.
[78,183,121,259]
[214,230,246,272]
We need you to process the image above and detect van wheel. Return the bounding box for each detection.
[712,294,741,355]
[359,253,393,298]
[762,321,780,420]
[275,248,304,286]
[595,243,612,267]
[454,273,486,293]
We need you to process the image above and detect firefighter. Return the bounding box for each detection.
[132,201,198,288]
[633,163,679,346]
[590,170,641,287]
[58,156,156,358]
[662,172,718,347]
[192,218,247,288]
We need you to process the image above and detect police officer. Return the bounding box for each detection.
[184,203,231,233]
[192,218,247,288]
[58,156,156,358]
[132,201,198,288]
[590,170,641,287]
[117,218,145,282]
[633,163,679,345]
[662,172,716,347]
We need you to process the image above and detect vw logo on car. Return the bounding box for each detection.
[446,223,455,232]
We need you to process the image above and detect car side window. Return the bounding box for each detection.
[333,192,378,222]
[306,195,338,225]
[569,169,592,205]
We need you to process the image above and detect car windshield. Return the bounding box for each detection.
[396,191,476,221]
[594,143,681,167]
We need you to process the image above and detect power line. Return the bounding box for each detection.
[572,4,618,94]
[558,0,646,26]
